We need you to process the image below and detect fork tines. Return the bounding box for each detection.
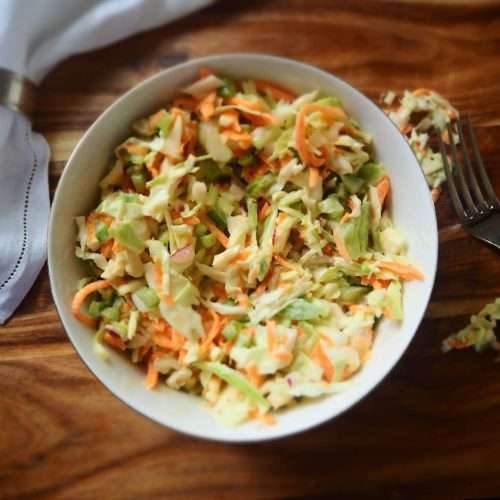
[438,116,500,225]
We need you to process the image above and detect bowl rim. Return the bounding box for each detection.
[48,52,438,442]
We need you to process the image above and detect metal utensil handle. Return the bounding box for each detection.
[0,67,37,117]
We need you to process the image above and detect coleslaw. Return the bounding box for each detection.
[72,69,423,425]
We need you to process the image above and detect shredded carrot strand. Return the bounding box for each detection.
[254,79,295,102]
[103,331,126,351]
[245,362,264,387]
[72,280,112,327]
[198,67,212,79]
[377,261,424,281]
[266,320,276,353]
[198,91,216,121]
[312,341,333,382]
[199,213,229,248]
[100,239,114,259]
[308,166,321,189]
[145,358,159,390]
[182,215,201,225]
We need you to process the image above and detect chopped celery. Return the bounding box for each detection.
[135,287,160,309]
[158,229,169,246]
[238,153,256,167]
[222,321,243,341]
[195,362,270,412]
[101,306,120,321]
[95,220,109,243]
[206,184,218,207]
[281,298,330,321]
[199,159,225,182]
[318,195,344,218]
[88,300,104,318]
[111,321,128,338]
[246,172,276,198]
[208,208,227,230]
[316,96,342,107]
[200,233,216,248]
[194,223,207,236]
[339,286,369,304]
[157,113,172,137]
[217,78,237,98]
[342,174,365,194]
[110,222,145,253]
[357,162,386,185]
[246,197,258,231]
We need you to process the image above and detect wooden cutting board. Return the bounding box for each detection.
[1,1,500,498]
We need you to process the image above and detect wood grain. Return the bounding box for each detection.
[1,1,500,498]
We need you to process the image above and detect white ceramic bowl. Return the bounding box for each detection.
[49,53,437,442]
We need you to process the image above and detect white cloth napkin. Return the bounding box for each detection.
[0,0,212,323]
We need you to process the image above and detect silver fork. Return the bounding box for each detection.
[438,116,500,250]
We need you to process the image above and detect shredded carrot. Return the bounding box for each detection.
[228,96,266,112]
[199,213,229,248]
[145,358,159,390]
[266,320,276,353]
[258,201,271,221]
[198,91,216,121]
[258,412,277,426]
[146,152,163,178]
[245,362,263,387]
[377,261,424,281]
[431,187,441,203]
[72,280,112,327]
[154,262,163,290]
[412,88,433,97]
[182,215,201,225]
[312,341,333,382]
[273,254,296,271]
[274,351,293,363]
[203,309,226,349]
[125,143,149,156]
[100,238,114,259]
[348,304,372,314]
[211,282,226,300]
[198,67,213,79]
[255,270,272,296]
[360,276,390,289]
[236,293,250,308]
[376,176,391,207]
[178,349,188,364]
[295,103,346,167]
[320,333,335,346]
[231,248,252,264]
[399,123,413,135]
[103,331,126,351]
[277,212,288,225]
[383,306,393,320]
[254,79,295,102]
[441,129,450,145]
[322,243,334,256]
[333,227,351,261]
[121,302,132,314]
[242,111,278,127]
[308,166,321,189]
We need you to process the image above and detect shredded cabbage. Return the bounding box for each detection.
[73,71,423,426]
